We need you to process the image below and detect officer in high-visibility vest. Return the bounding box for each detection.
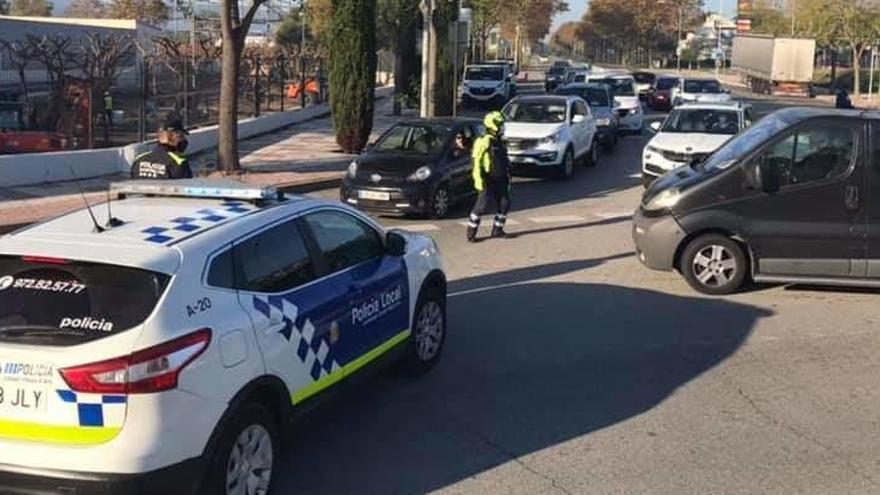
[467,111,513,242]
[103,91,114,127]
[130,114,193,180]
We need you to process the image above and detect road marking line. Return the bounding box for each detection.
[628,173,642,178]
[397,224,440,232]
[593,211,632,219]
[528,215,585,224]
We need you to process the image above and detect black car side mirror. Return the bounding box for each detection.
[755,161,781,193]
[386,231,407,256]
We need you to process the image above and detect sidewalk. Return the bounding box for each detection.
[0,90,411,230]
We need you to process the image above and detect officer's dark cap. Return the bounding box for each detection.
[160,113,189,135]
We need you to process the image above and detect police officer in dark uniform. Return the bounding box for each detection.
[130,115,193,180]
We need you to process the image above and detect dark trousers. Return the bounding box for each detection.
[468,178,511,230]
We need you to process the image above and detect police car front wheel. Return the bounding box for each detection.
[405,286,446,374]
[204,403,280,495]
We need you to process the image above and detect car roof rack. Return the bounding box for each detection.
[111,179,284,205]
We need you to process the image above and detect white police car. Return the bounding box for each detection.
[0,179,447,494]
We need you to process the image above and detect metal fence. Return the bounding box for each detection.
[1,45,327,154]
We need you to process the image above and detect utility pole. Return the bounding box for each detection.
[452,0,461,117]
[300,1,307,109]
[419,0,435,118]
[677,5,683,73]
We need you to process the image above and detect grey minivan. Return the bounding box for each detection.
[633,107,879,295]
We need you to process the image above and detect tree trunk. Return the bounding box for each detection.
[830,48,838,91]
[852,45,862,97]
[218,35,241,172]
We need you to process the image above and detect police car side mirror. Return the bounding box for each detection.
[386,231,407,256]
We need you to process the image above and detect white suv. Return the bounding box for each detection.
[503,95,599,180]
[642,101,755,186]
[671,77,732,107]
[462,64,511,107]
[0,180,446,494]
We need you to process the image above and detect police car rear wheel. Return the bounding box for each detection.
[206,404,279,495]
[406,287,446,374]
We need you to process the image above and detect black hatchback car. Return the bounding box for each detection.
[340,118,482,218]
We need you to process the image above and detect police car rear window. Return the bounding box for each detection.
[0,256,169,346]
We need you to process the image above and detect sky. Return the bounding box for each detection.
[552,0,739,30]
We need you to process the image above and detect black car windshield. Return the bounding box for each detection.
[466,67,503,81]
[504,101,567,123]
[662,109,740,135]
[595,79,636,97]
[374,124,451,154]
[0,256,169,346]
[655,78,676,90]
[703,113,790,171]
[548,66,566,75]
[555,87,609,107]
[684,79,723,93]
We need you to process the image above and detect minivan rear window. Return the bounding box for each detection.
[0,256,170,346]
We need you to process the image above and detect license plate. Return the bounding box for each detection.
[359,190,390,201]
[0,360,53,417]
[0,384,48,415]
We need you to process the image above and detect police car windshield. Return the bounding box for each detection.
[0,256,169,346]
[505,101,567,123]
[374,124,450,155]
[465,67,504,81]
[662,109,740,135]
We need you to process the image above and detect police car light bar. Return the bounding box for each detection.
[111,179,279,201]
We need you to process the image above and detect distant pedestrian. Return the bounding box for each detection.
[103,90,114,127]
[130,114,193,180]
[835,89,854,109]
[466,111,512,242]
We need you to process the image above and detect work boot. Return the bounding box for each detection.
[466,226,478,243]
[491,226,508,238]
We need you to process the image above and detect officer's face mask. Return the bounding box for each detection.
[496,124,505,138]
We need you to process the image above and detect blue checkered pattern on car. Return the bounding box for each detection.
[141,201,254,244]
[57,389,127,427]
[252,294,341,381]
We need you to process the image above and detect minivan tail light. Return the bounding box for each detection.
[60,329,211,394]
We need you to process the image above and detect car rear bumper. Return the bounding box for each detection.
[341,181,433,216]
[632,207,687,271]
[0,457,205,495]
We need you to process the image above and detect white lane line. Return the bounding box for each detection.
[528,215,585,224]
[457,219,522,226]
[399,224,440,232]
[593,211,633,219]
[629,173,642,178]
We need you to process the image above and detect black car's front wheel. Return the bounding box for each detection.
[680,234,748,295]
[430,183,451,219]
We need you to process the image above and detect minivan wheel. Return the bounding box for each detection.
[430,184,451,219]
[680,234,748,295]
[404,285,446,375]
[557,148,575,180]
[204,403,279,495]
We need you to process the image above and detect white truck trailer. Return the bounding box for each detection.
[731,35,816,97]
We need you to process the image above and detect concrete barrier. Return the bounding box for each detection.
[0,86,391,187]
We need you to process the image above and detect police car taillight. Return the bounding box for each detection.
[60,329,212,394]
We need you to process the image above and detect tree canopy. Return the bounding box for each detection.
[9,0,53,16]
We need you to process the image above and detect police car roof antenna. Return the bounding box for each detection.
[66,165,104,233]
[104,187,124,229]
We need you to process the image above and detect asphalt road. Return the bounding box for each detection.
[274,79,880,494]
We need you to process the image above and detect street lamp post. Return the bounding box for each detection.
[300,2,307,109]
[677,5,683,73]
[419,0,435,118]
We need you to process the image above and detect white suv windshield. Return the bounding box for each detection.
[505,101,567,123]
[662,109,740,135]
[684,80,723,94]
[466,67,503,81]
[0,256,169,346]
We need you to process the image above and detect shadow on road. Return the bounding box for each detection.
[276,260,772,494]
